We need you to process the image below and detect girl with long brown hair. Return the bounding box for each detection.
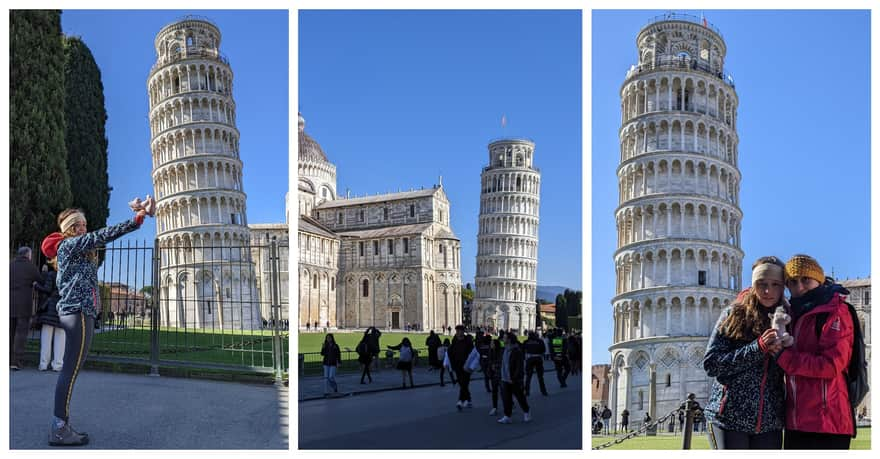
[702,256,787,449]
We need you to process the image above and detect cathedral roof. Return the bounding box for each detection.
[315,187,442,209]
[298,113,330,164]
[839,277,870,288]
[299,215,338,239]
[336,222,436,239]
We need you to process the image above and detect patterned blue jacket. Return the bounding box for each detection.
[702,306,786,434]
[56,219,141,318]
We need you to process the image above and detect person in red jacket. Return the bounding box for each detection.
[775,254,854,449]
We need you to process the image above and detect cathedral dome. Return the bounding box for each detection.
[298,113,330,163]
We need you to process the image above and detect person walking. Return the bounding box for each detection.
[320,333,341,396]
[702,256,787,449]
[775,254,856,449]
[426,330,441,372]
[476,332,492,393]
[497,334,531,424]
[621,408,630,433]
[523,332,548,396]
[486,337,503,416]
[438,338,456,386]
[388,337,415,388]
[550,328,570,388]
[10,246,42,370]
[34,262,64,372]
[448,325,474,410]
[356,335,372,384]
[40,201,154,446]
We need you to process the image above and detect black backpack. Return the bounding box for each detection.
[813,301,869,436]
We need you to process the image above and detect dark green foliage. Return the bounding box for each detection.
[555,293,568,330]
[63,35,110,231]
[9,10,72,244]
[564,288,582,318]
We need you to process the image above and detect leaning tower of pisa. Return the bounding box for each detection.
[473,139,541,334]
[148,16,260,329]
[609,13,744,422]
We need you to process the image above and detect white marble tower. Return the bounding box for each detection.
[610,13,743,422]
[148,16,261,329]
[473,139,541,334]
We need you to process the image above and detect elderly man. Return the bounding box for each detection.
[10,246,41,370]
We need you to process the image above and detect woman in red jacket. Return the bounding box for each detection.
[776,254,854,449]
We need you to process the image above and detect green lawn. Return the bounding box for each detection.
[591,427,871,450]
[297,331,444,353]
[28,326,288,369]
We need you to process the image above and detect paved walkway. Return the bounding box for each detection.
[10,368,288,449]
[298,370,582,449]
[299,362,503,400]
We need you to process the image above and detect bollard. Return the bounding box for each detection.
[681,394,697,449]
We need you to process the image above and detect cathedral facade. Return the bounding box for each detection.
[609,14,743,422]
[297,114,462,330]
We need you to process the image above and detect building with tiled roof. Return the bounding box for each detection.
[298,114,462,331]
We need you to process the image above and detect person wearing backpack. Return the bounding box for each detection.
[775,255,857,449]
[388,337,415,389]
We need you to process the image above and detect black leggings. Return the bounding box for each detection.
[54,313,94,421]
[784,429,852,449]
[707,422,782,449]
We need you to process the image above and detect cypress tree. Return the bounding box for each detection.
[555,293,568,330]
[63,35,110,231]
[10,10,72,245]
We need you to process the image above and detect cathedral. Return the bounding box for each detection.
[297,114,463,330]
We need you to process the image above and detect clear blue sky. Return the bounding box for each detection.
[299,10,583,289]
[61,10,289,244]
[591,10,871,363]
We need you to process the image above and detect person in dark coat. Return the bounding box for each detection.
[523,331,548,396]
[425,330,441,371]
[703,256,786,449]
[621,408,630,432]
[321,333,341,395]
[448,324,474,410]
[34,262,64,371]
[486,338,503,416]
[356,335,372,384]
[366,326,382,367]
[497,333,531,424]
[475,332,492,393]
[10,246,42,370]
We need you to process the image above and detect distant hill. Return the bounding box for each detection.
[536,285,571,302]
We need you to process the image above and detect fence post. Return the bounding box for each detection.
[681,394,697,449]
[269,238,283,385]
[149,238,160,377]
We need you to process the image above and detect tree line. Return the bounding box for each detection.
[10,10,110,247]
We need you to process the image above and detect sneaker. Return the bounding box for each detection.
[497,416,512,424]
[48,423,89,447]
[456,401,463,411]
[489,408,497,416]
[39,366,48,371]
[11,365,20,371]
[524,412,532,423]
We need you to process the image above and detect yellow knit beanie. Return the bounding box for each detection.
[784,254,825,285]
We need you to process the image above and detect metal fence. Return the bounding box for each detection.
[15,237,288,381]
